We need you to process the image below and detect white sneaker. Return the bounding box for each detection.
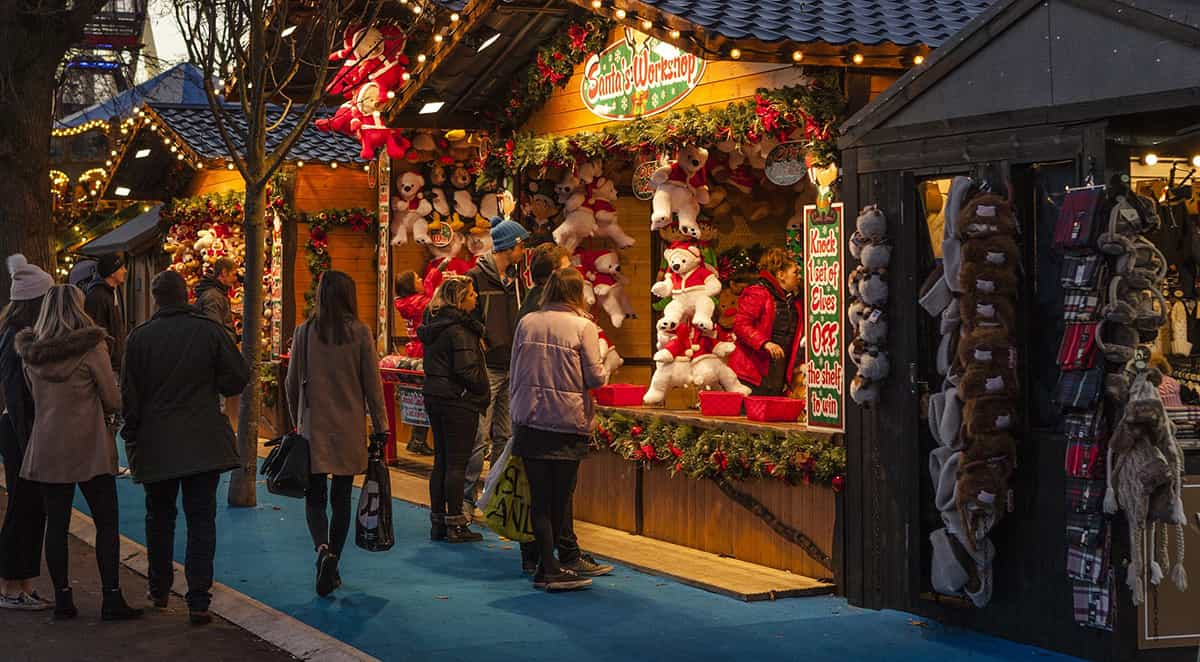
[0,593,52,611]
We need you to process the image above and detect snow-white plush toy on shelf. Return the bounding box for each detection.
[649,145,710,239]
[553,169,597,251]
[848,204,891,406]
[643,323,750,404]
[390,171,432,245]
[650,242,722,332]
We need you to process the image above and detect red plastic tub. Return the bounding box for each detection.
[592,384,648,406]
[698,391,744,416]
[745,396,805,422]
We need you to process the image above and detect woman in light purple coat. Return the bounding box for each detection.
[509,268,608,592]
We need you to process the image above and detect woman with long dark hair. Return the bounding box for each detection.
[16,285,141,620]
[418,275,489,543]
[286,270,390,597]
[0,255,53,611]
[509,268,608,591]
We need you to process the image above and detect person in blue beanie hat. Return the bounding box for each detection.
[462,217,528,516]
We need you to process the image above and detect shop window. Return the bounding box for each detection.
[918,179,952,259]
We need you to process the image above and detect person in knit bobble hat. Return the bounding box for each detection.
[0,255,55,611]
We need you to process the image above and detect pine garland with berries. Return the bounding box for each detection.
[592,410,845,489]
[303,207,379,311]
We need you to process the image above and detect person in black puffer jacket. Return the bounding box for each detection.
[418,275,490,543]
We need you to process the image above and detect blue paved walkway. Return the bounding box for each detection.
[79,461,1082,662]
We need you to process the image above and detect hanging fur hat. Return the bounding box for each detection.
[957,193,1018,240]
[859,349,891,381]
[961,235,1020,269]
[960,261,1019,298]
[962,396,1017,437]
[856,204,887,241]
[960,363,1020,400]
[1095,318,1139,364]
[860,271,889,307]
[860,242,892,270]
[961,292,1016,332]
[850,375,880,405]
[957,327,1016,369]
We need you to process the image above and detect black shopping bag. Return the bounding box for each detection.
[261,433,310,499]
[355,441,394,552]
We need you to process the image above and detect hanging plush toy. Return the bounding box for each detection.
[326,25,407,100]
[351,82,410,160]
[477,176,502,221]
[577,160,634,249]
[651,241,722,332]
[314,101,360,138]
[424,162,462,233]
[553,169,596,251]
[577,248,637,328]
[523,180,559,247]
[390,171,432,245]
[449,162,479,220]
[650,145,710,239]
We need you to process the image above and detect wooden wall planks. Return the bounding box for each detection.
[293,222,379,336]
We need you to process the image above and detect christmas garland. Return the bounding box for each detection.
[489,14,614,131]
[593,410,845,489]
[303,207,378,310]
[488,73,844,181]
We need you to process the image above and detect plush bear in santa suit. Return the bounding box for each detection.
[643,322,750,404]
[650,145,710,239]
[326,25,408,100]
[351,82,410,160]
[597,327,623,377]
[390,171,432,245]
[553,170,597,251]
[651,241,722,332]
[577,248,636,328]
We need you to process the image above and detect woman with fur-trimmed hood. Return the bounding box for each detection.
[15,285,140,621]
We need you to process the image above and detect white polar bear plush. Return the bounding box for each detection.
[553,170,596,251]
[598,328,623,377]
[651,242,722,332]
[556,170,587,213]
[689,329,752,395]
[449,163,478,220]
[466,228,492,259]
[650,145,710,239]
[390,171,433,245]
[578,248,636,328]
[585,175,635,249]
[642,323,749,405]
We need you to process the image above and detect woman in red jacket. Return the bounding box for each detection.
[727,248,805,395]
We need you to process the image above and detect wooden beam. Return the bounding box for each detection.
[1062,0,1200,49]
[387,0,499,121]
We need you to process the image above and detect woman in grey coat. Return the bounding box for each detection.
[286,270,390,597]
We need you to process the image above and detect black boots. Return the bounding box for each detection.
[100,588,144,621]
[315,545,340,597]
[53,587,77,620]
[445,515,483,543]
[406,438,434,456]
[430,513,447,541]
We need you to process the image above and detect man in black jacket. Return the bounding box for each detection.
[84,253,128,376]
[194,257,238,339]
[121,271,249,625]
[463,218,528,515]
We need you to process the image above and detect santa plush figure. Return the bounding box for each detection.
[652,241,722,332]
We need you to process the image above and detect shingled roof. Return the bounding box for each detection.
[638,0,994,47]
[150,103,367,164]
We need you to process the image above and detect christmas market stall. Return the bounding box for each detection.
[330,0,988,583]
[838,0,1200,658]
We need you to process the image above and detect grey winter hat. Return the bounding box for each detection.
[6,254,54,302]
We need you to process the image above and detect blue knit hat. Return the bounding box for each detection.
[489,217,528,252]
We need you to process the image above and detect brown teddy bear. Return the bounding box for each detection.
[962,430,1017,465]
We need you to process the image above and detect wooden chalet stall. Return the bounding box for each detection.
[366,0,984,584]
[98,100,377,436]
[838,0,1200,658]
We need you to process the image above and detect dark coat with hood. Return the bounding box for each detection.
[418,306,490,413]
[467,253,526,370]
[83,280,125,374]
[194,275,235,337]
[16,326,120,484]
[121,305,249,484]
[0,325,34,449]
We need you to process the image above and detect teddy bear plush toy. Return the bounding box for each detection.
[424,162,463,232]
[390,171,432,245]
[523,180,560,247]
[650,145,710,239]
[651,241,722,332]
[325,25,407,99]
[314,101,361,138]
[553,170,597,251]
[466,224,493,261]
[577,249,636,328]
[580,166,635,249]
[449,162,479,220]
[477,177,501,221]
[597,328,624,377]
[643,323,749,404]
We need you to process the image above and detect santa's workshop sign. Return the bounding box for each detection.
[581,30,706,120]
[804,202,845,433]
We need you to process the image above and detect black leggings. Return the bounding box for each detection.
[523,458,580,575]
[41,474,120,592]
[0,420,45,581]
[305,474,354,556]
[426,403,479,517]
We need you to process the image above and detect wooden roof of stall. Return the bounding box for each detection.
[839,0,1200,150]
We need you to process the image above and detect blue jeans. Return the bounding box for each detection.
[463,367,509,507]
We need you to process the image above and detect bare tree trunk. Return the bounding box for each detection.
[0,29,66,305]
[230,183,268,506]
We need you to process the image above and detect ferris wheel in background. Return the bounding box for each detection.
[56,0,152,119]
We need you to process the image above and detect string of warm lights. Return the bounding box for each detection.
[50,119,111,137]
[583,0,928,68]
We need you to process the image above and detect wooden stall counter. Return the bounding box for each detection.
[576,404,839,581]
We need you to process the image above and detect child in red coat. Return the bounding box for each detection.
[393,270,433,456]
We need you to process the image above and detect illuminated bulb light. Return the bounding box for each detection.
[177,154,185,161]
[852,53,864,64]
[387,90,396,99]
[641,19,653,30]
[330,162,338,169]
[417,54,427,63]
[111,150,119,156]
[363,165,370,172]
[170,145,178,153]
[792,50,804,62]
[296,161,304,168]
[450,12,460,21]
[227,162,235,170]
[412,4,421,13]
[120,128,128,134]
[615,9,626,18]
[434,34,444,43]
[729,48,741,59]
[592,0,602,7]
[73,225,81,231]
[1144,153,1159,166]
[105,160,113,166]
[1192,155,1200,168]
[402,72,412,81]
[670,29,681,39]
[913,54,925,65]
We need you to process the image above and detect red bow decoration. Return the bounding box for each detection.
[803,113,830,141]
[711,450,729,472]
[567,23,590,51]
[504,139,516,166]
[309,226,327,242]
[640,444,657,461]
[668,444,683,459]
[536,53,565,85]
[755,94,780,133]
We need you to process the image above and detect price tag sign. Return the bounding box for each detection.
[632,161,658,200]
[804,202,845,433]
[765,141,806,187]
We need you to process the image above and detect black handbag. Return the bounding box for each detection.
[261,325,313,498]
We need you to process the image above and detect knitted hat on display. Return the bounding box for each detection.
[97,253,125,279]
[6,254,54,302]
[489,217,528,252]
